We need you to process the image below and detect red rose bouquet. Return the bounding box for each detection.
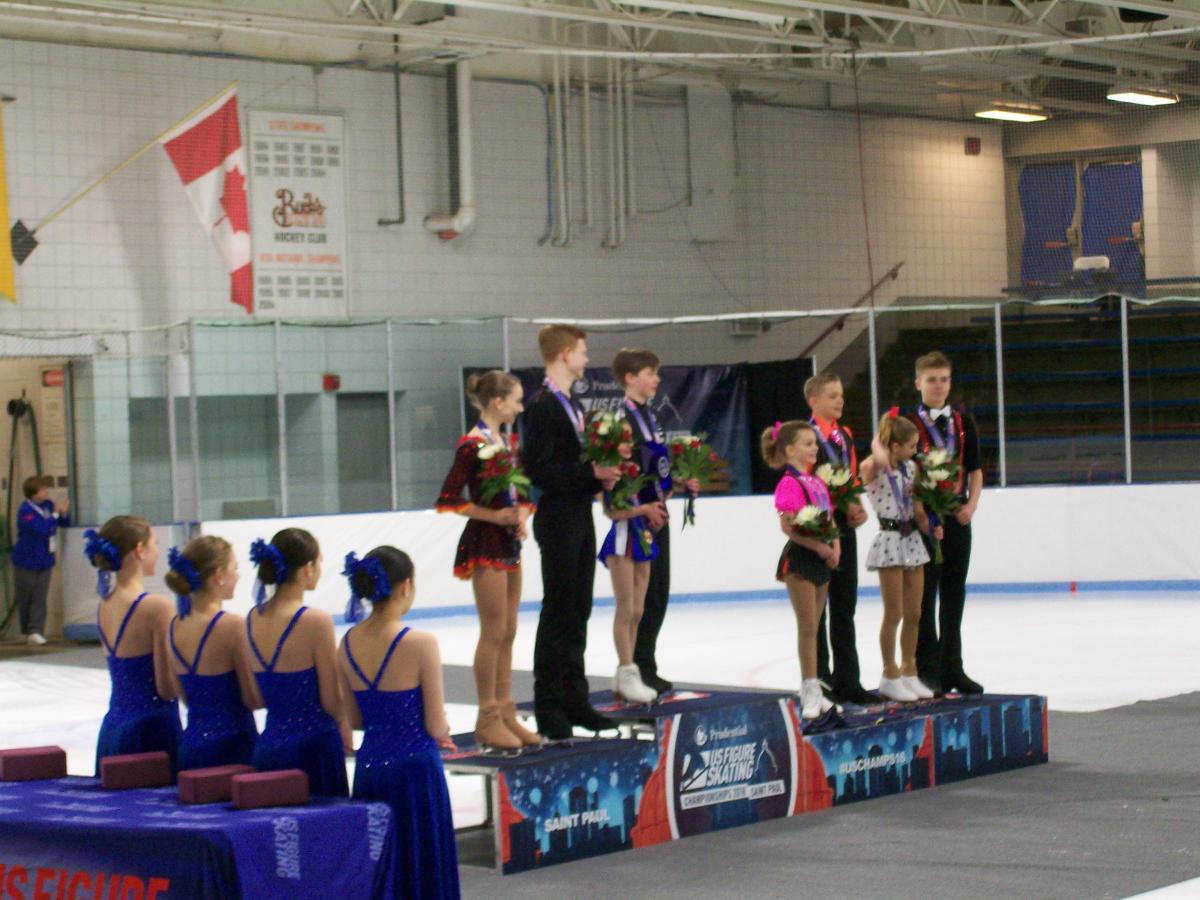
[477,441,532,506]
[582,410,633,468]
[668,433,720,528]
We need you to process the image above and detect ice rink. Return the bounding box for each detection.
[4,589,1198,836]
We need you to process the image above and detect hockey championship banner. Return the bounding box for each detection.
[248,110,348,317]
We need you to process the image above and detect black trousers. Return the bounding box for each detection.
[917,516,972,678]
[532,499,597,716]
[816,524,860,690]
[634,521,670,680]
[15,566,52,636]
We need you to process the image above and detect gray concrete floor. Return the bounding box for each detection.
[459,693,1200,900]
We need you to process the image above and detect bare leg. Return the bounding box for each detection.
[900,566,924,677]
[608,556,637,665]
[497,566,542,745]
[628,561,651,657]
[494,567,522,705]
[878,567,905,680]
[473,567,521,749]
[472,567,508,705]
[785,575,820,680]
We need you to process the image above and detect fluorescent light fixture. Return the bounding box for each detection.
[975,102,1049,123]
[612,0,788,27]
[1106,86,1178,106]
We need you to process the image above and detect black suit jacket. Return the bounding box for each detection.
[523,387,599,507]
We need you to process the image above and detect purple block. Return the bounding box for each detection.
[100,751,173,790]
[0,746,67,781]
[231,769,310,809]
[178,764,256,804]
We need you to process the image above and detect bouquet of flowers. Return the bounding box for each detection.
[608,460,650,512]
[583,410,633,468]
[913,448,963,564]
[668,433,720,528]
[477,441,532,506]
[790,505,841,544]
[813,462,865,516]
[609,460,654,556]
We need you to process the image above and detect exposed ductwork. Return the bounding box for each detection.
[424,60,476,240]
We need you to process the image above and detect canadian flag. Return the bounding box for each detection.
[160,87,253,314]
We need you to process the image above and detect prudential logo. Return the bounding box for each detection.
[694,725,708,747]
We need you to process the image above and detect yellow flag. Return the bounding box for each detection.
[0,106,14,303]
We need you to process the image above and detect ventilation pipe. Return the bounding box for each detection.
[424,60,475,240]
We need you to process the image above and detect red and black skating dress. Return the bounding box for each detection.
[435,432,535,579]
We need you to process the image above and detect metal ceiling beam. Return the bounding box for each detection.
[1070,0,1200,23]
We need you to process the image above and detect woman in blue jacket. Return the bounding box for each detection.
[13,475,69,645]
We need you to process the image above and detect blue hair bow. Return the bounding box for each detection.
[248,538,288,608]
[167,546,203,618]
[82,528,122,599]
[342,551,392,624]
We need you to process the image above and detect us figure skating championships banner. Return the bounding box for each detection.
[481,693,1048,874]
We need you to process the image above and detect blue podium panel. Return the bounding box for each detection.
[0,777,395,899]
[453,691,1049,875]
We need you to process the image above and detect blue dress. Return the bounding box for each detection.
[95,592,182,775]
[598,505,659,566]
[346,627,460,900]
[247,606,348,797]
[170,611,258,771]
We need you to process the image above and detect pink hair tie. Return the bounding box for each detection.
[770,420,783,440]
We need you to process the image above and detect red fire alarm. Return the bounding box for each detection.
[322,373,341,392]
[964,136,982,156]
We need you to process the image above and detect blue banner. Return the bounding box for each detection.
[512,364,752,495]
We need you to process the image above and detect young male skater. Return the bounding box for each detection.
[524,325,621,738]
[611,348,682,694]
[908,351,984,695]
[805,372,873,705]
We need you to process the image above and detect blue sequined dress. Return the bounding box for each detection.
[170,611,258,771]
[95,592,182,774]
[346,626,460,900]
[247,606,348,797]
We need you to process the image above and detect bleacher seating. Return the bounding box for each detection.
[843,303,1200,485]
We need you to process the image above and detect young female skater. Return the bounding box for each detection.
[340,547,460,899]
[163,536,259,770]
[859,410,939,702]
[246,528,349,795]
[436,370,539,750]
[762,421,840,720]
[85,517,181,773]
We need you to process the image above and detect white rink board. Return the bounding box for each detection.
[61,481,1200,629]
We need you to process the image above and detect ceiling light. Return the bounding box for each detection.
[974,102,1049,123]
[1106,86,1178,106]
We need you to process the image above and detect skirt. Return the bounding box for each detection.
[776,542,832,587]
[452,519,521,579]
[866,530,930,570]
[598,517,658,567]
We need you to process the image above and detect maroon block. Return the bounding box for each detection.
[178,764,256,804]
[231,769,310,809]
[0,746,67,781]
[99,751,173,790]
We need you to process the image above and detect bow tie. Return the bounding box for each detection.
[928,406,951,420]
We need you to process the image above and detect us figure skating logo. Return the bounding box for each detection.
[670,705,793,836]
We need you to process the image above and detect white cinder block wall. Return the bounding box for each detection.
[0,39,1008,343]
[0,38,1011,524]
